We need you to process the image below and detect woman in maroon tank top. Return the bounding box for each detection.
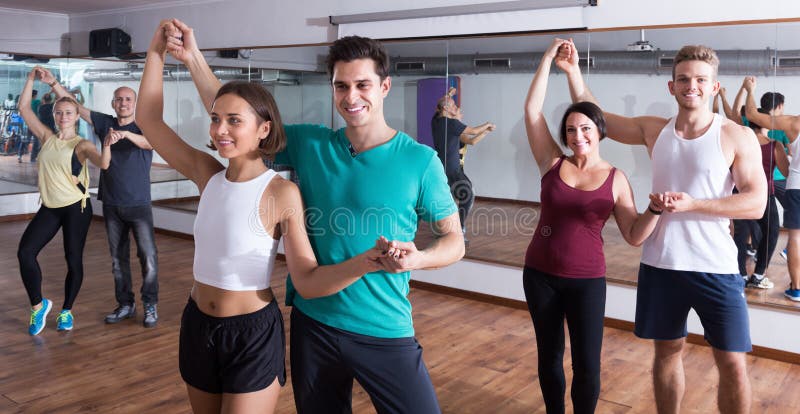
[521,38,664,414]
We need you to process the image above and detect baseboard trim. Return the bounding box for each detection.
[0,213,35,222]
[154,227,194,241]
[409,280,800,364]
[474,195,540,207]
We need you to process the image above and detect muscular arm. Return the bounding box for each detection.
[664,123,766,219]
[560,40,665,149]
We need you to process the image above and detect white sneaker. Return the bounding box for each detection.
[746,276,774,289]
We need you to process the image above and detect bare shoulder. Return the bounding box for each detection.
[75,138,95,151]
[721,118,755,144]
[641,115,670,134]
[264,175,302,211]
[611,166,632,199]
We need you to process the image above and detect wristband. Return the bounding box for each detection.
[48,81,57,87]
[648,206,662,215]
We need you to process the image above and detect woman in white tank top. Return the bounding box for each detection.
[136,21,384,413]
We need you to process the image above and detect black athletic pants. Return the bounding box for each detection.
[733,195,779,276]
[18,200,92,310]
[523,266,606,414]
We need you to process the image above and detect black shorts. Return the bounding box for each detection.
[179,297,286,394]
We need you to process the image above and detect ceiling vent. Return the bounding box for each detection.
[473,57,510,69]
[396,61,425,71]
[775,56,800,68]
[658,56,674,68]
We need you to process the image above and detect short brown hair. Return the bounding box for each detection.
[672,45,719,79]
[208,81,286,160]
[326,36,390,81]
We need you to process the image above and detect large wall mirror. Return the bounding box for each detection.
[2,19,798,310]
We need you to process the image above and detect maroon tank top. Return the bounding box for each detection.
[761,141,775,195]
[524,156,616,278]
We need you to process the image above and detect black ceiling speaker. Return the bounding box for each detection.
[89,28,132,58]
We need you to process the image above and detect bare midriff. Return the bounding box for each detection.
[190,281,274,317]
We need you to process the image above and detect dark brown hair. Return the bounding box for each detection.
[326,35,390,81]
[559,101,607,147]
[208,81,286,160]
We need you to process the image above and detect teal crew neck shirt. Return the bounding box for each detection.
[275,124,457,338]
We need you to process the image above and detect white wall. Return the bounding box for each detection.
[62,1,800,56]
[0,8,67,55]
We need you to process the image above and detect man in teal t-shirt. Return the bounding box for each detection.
[274,36,463,414]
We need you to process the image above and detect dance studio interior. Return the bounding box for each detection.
[1,1,799,412]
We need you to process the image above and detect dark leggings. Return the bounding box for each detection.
[523,267,606,414]
[733,195,779,275]
[447,169,474,231]
[18,200,92,310]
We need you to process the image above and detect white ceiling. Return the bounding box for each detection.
[0,0,178,14]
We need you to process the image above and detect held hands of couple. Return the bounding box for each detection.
[103,128,125,147]
[374,236,422,274]
[649,191,694,214]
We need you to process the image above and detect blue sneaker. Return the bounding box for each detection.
[780,248,788,261]
[28,298,52,335]
[785,288,800,302]
[56,310,74,331]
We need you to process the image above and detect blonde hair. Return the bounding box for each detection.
[672,45,719,79]
[53,96,81,131]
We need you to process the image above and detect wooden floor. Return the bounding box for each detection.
[1,220,800,413]
[154,197,800,312]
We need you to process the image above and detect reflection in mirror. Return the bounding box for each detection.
[412,32,591,265]
[378,40,452,242]
[0,57,189,203]
[763,21,800,307]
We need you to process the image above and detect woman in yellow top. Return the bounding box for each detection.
[18,67,112,335]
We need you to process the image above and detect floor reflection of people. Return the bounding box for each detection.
[431,87,495,243]
[744,76,800,302]
[731,85,788,289]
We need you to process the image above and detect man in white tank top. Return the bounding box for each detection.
[743,77,800,303]
[561,43,766,413]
